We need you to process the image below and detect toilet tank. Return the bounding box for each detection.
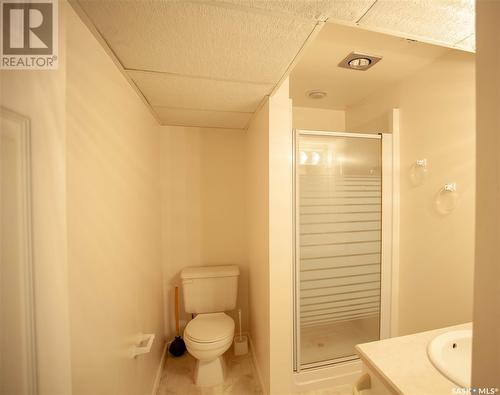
[181,265,239,314]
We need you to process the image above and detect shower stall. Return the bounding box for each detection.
[293,130,393,371]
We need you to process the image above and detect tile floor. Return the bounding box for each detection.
[158,347,263,395]
[158,346,353,395]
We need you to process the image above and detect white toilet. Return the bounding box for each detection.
[180,265,239,387]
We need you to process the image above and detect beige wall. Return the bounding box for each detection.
[472,1,500,386]
[246,101,271,394]
[268,80,294,395]
[292,106,345,131]
[65,4,164,394]
[160,126,248,336]
[346,50,475,335]
[0,6,72,394]
[245,79,295,395]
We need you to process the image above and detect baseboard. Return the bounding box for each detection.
[152,340,169,395]
[246,333,268,395]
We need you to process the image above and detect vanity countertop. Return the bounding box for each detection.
[355,322,472,395]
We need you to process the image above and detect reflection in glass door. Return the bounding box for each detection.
[294,130,389,370]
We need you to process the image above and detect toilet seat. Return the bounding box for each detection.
[184,312,234,343]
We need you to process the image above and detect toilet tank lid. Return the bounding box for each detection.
[181,265,240,279]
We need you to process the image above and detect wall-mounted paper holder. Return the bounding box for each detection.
[132,333,155,358]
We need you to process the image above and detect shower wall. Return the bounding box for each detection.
[346,50,475,336]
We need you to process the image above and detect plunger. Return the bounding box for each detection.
[168,286,186,357]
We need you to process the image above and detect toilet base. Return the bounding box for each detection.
[194,355,227,387]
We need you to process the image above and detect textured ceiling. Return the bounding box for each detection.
[354,0,474,51]
[214,0,475,53]
[128,70,273,112]
[75,0,474,129]
[290,23,453,109]
[77,1,319,82]
[76,0,325,128]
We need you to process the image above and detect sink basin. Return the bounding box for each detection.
[427,329,472,387]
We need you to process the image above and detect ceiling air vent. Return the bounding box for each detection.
[307,90,327,99]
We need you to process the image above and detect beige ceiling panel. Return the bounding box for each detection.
[154,107,252,129]
[77,0,316,83]
[326,0,377,22]
[216,0,377,24]
[128,70,272,112]
[214,0,337,20]
[359,0,474,48]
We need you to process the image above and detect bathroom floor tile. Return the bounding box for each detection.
[158,346,263,395]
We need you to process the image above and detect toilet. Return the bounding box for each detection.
[181,265,239,387]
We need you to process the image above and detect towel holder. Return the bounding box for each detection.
[443,183,457,192]
[415,159,427,168]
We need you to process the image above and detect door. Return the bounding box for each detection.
[294,130,390,370]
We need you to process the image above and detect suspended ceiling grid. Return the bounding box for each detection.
[75,0,474,130]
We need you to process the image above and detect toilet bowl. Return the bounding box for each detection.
[180,265,239,386]
[184,312,234,386]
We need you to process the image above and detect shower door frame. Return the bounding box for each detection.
[293,129,394,372]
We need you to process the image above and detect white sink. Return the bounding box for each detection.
[427,329,472,387]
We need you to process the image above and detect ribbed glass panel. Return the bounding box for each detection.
[297,134,382,366]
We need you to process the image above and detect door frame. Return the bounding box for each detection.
[1,107,37,393]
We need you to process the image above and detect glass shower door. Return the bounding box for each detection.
[296,131,382,368]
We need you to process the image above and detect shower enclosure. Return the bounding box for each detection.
[293,130,393,371]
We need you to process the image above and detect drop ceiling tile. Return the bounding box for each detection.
[326,0,377,22]
[77,0,316,83]
[154,107,252,129]
[216,0,377,23]
[214,0,337,20]
[359,0,474,48]
[128,70,272,112]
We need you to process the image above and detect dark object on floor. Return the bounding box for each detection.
[169,286,186,357]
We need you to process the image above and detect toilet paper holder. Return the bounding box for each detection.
[132,333,155,358]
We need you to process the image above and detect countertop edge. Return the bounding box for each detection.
[355,323,472,395]
[355,344,404,395]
